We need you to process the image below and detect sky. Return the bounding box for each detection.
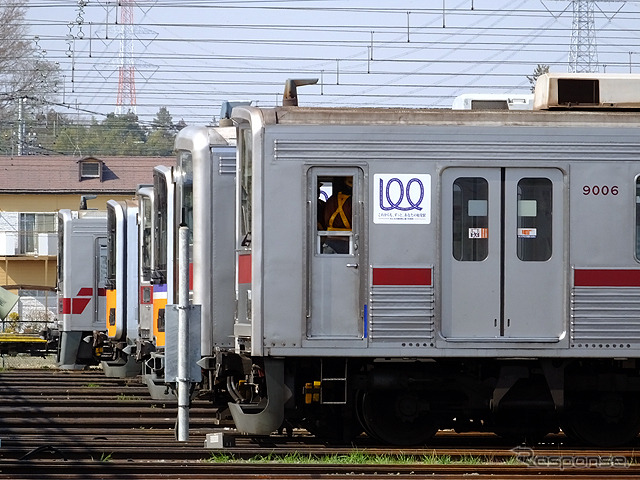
[23,0,640,126]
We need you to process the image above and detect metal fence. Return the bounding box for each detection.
[1,291,57,369]
[0,353,57,369]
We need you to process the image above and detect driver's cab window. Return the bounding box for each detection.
[317,175,353,254]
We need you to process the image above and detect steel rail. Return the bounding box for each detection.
[1,369,639,479]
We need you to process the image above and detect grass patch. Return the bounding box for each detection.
[117,393,140,401]
[204,450,507,465]
[205,452,235,463]
[90,452,113,462]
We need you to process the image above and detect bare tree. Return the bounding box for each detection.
[0,1,60,122]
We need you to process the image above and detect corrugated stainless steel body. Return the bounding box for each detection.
[102,199,141,378]
[233,106,640,359]
[137,186,155,346]
[106,199,139,343]
[181,82,640,446]
[56,209,107,369]
[173,125,237,356]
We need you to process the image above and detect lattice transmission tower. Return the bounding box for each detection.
[551,0,627,73]
[568,0,599,72]
[116,0,136,114]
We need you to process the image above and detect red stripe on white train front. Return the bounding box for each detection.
[60,287,99,315]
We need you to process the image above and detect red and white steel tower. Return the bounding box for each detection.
[116,0,136,114]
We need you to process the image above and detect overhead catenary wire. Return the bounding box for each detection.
[4,0,640,124]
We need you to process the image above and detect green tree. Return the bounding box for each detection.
[145,107,176,156]
[52,123,89,156]
[152,106,174,131]
[29,109,73,155]
[51,113,146,156]
[100,112,147,155]
[527,64,550,93]
[14,105,180,157]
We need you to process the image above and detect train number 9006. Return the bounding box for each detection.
[583,185,618,196]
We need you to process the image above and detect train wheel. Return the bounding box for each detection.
[563,392,640,447]
[359,390,438,446]
[355,389,381,441]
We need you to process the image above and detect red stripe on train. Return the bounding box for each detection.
[372,268,432,286]
[60,298,71,315]
[72,298,91,314]
[574,269,640,287]
[238,254,251,284]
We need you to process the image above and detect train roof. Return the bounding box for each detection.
[232,105,640,128]
[233,73,640,128]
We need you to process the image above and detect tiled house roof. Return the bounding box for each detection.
[0,155,169,194]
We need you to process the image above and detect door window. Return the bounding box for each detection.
[317,175,354,255]
[516,178,552,261]
[452,177,488,261]
[636,178,640,259]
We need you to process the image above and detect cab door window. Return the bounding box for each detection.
[316,175,353,254]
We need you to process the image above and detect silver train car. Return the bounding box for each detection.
[133,104,244,402]
[159,123,237,401]
[135,184,156,364]
[142,164,175,396]
[451,93,534,110]
[198,73,640,447]
[56,208,107,369]
[100,198,143,378]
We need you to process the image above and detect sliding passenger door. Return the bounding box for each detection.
[441,167,565,342]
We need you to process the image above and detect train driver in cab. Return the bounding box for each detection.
[322,176,352,254]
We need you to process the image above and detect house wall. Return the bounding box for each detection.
[0,194,134,211]
[0,257,56,289]
[0,193,133,290]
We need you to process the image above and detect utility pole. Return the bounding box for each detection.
[17,98,25,156]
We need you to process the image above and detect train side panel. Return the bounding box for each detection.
[56,209,107,369]
[569,160,640,350]
[102,200,141,378]
[227,105,640,445]
[243,121,640,358]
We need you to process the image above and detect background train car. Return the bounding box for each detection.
[143,165,175,397]
[451,93,534,110]
[99,198,141,378]
[170,122,237,404]
[220,73,640,447]
[55,208,107,370]
[135,185,157,364]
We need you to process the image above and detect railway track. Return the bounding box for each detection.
[0,369,639,479]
